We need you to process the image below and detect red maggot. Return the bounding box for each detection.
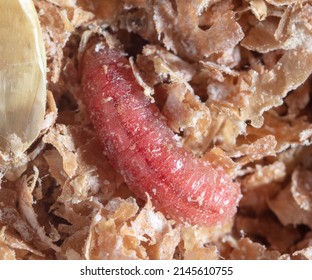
[80,39,241,226]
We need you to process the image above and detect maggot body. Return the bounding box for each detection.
[81,40,241,226]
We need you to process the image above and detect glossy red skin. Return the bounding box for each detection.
[81,40,241,226]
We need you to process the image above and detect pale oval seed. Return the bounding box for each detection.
[0,0,46,152]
